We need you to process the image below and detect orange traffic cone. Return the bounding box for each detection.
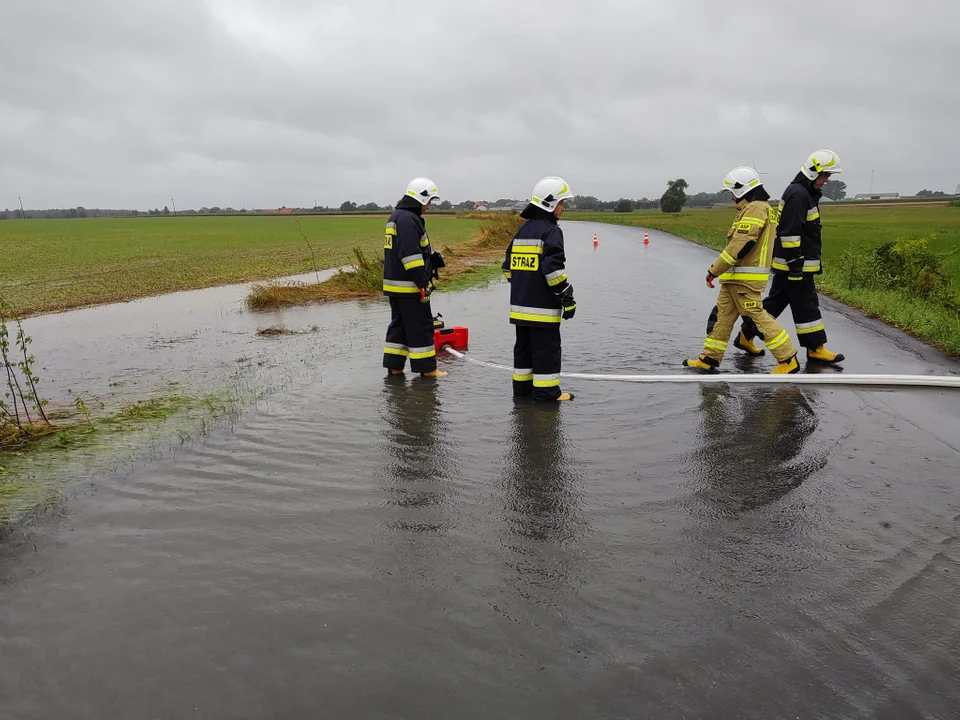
[643,230,650,245]
[592,233,599,248]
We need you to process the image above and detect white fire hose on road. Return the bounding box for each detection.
[442,347,960,389]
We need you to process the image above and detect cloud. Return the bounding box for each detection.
[1,0,957,209]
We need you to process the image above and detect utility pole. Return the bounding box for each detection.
[869,169,875,194]
[17,194,25,219]
[171,197,177,215]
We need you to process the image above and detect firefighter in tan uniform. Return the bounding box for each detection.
[683,166,800,374]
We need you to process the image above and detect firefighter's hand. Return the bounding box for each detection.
[705,272,716,288]
[787,256,805,274]
[419,288,431,304]
[559,285,576,319]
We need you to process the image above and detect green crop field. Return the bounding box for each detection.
[0,215,480,316]
[569,204,960,355]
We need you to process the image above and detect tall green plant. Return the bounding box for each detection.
[1,297,51,448]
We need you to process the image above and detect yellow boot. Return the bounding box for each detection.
[733,330,765,356]
[557,392,575,402]
[771,354,800,374]
[682,357,719,373]
[388,369,405,376]
[807,346,845,364]
[421,369,448,378]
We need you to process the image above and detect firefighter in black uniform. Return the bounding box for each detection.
[737,150,845,364]
[382,177,447,378]
[501,176,577,402]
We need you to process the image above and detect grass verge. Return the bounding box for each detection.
[569,205,960,356]
[247,213,522,310]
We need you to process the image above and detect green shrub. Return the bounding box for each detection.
[841,235,957,311]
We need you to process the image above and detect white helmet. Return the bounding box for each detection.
[800,149,842,181]
[405,177,440,205]
[721,166,763,199]
[530,176,573,212]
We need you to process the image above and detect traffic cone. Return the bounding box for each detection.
[593,233,599,248]
[643,230,650,245]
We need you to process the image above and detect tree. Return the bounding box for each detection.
[660,178,688,213]
[614,198,634,212]
[821,179,847,201]
[0,211,7,220]
[340,201,357,212]
[438,200,452,210]
[163,205,170,215]
[359,202,380,211]
[917,189,946,197]
[572,195,600,211]
[685,191,730,207]
[456,200,474,210]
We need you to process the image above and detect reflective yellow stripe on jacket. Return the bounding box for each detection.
[401,252,425,271]
[718,266,769,282]
[509,304,561,324]
[383,279,420,294]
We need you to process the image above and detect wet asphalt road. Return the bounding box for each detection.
[2,222,959,719]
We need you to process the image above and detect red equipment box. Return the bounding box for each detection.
[434,326,469,353]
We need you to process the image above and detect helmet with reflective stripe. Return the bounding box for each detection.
[529,176,573,212]
[721,166,763,199]
[800,149,842,181]
[405,177,440,205]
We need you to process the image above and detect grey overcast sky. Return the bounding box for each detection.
[1,0,957,210]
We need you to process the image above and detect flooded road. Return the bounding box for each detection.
[2,223,959,719]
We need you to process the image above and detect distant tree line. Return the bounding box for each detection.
[569,179,720,214]
[6,183,953,222]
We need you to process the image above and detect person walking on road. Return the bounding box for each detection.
[382,177,447,378]
[684,166,800,374]
[502,176,578,401]
[736,150,845,364]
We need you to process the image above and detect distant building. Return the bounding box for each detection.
[854,193,900,200]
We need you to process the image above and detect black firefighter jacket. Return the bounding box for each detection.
[383,196,432,297]
[501,207,574,326]
[771,173,824,276]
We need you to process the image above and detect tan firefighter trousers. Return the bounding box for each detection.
[702,283,796,364]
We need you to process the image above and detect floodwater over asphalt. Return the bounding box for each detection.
[2,223,959,719]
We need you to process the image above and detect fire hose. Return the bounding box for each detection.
[441,347,960,389]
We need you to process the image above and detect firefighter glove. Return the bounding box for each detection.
[559,285,576,319]
[419,288,431,304]
[787,256,805,274]
[428,251,445,281]
[705,272,716,288]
